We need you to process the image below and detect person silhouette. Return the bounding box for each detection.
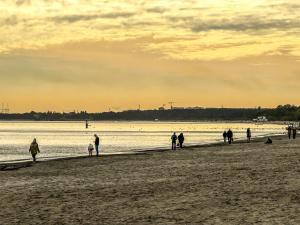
[29,138,40,162]
[178,133,185,148]
[293,128,297,139]
[227,129,233,144]
[94,134,100,156]
[265,137,273,144]
[287,126,292,139]
[171,132,177,150]
[223,131,227,143]
[247,128,251,143]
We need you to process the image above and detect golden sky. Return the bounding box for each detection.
[0,0,300,112]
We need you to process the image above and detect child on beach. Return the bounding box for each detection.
[223,131,227,143]
[88,144,94,157]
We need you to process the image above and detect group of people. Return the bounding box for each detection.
[29,134,101,162]
[87,134,100,157]
[29,126,298,162]
[222,129,235,144]
[171,132,185,150]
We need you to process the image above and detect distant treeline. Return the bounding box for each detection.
[0,104,299,121]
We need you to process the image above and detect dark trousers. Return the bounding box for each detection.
[95,145,99,156]
[179,142,183,148]
[172,142,176,150]
[32,154,36,162]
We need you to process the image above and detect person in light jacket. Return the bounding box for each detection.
[29,138,40,162]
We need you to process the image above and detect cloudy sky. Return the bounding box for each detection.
[0,0,300,112]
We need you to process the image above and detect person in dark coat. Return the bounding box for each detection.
[287,126,292,139]
[223,131,227,143]
[94,134,100,156]
[247,128,251,143]
[227,129,233,144]
[178,133,185,148]
[171,132,177,150]
[293,128,297,139]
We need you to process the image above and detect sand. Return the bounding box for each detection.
[0,136,300,225]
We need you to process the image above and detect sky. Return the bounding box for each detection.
[0,0,300,112]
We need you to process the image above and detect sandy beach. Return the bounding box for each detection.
[0,135,299,225]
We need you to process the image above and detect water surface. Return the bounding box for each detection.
[0,121,285,162]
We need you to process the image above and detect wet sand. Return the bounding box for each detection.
[0,136,299,224]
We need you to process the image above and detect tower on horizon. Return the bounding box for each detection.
[0,103,9,114]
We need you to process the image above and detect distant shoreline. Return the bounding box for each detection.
[0,119,289,125]
[0,105,299,121]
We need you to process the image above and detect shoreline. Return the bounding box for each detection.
[0,134,285,171]
[1,133,299,224]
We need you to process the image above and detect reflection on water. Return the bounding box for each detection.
[0,121,285,162]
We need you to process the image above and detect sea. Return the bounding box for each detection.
[0,121,286,163]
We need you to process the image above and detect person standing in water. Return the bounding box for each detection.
[94,134,100,156]
[223,131,227,143]
[178,133,185,148]
[29,138,40,162]
[171,132,178,150]
[247,128,251,143]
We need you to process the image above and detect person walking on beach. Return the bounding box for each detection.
[287,126,292,139]
[292,128,297,139]
[227,129,233,144]
[94,134,100,156]
[171,132,177,150]
[29,138,40,162]
[247,128,251,143]
[223,131,227,143]
[178,133,185,148]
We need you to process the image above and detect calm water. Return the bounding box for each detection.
[0,121,285,162]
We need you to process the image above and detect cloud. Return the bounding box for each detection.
[269,3,300,12]
[0,15,18,26]
[100,12,136,19]
[52,14,100,23]
[51,12,136,23]
[146,7,166,13]
[15,0,31,6]
[0,0,300,61]
[191,17,300,32]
